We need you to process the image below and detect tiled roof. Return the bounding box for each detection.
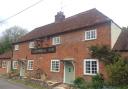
[14,8,111,43]
[113,30,128,51]
[0,51,12,59]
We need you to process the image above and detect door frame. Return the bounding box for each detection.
[63,61,75,83]
[19,61,26,77]
[6,60,11,73]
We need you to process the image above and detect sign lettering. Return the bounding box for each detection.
[31,46,56,54]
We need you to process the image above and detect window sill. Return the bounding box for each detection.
[50,70,60,72]
[82,38,97,41]
[84,73,97,76]
[27,69,33,71]
[13,68,18,69]
[29,47,35,49]
[52,44,61,46]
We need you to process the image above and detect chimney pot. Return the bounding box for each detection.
[55,11,65,22]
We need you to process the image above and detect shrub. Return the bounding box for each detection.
[106,59,128,86]
[116,85,128,89]
[73,77,86,89]
[91,74,104,89]
[89,45,120,64]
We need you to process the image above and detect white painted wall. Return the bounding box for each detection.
[111,22,122,48]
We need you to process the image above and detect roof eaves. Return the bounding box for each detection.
[13,19,111,44]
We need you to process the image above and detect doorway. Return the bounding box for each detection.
[20,62,26,77]
[64,61,75,84]
[6,61,11,73]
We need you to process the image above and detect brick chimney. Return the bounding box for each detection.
[55,11,65,22]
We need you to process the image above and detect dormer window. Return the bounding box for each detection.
[85,29,97,40]
[29,42,35,48]
[52,36,61,45]
[14,44,19,51]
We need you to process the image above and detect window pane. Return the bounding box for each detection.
[91,61,97,74]
[2,61,6,68]
[51,60,60,72]
[13,61,18,69]
[15,45,19,50]
[29,42,35,48]
[28,60,33,70]
[86,31,90,39]
[91,30,96,39]
[56,37,59,43]
[84,59,98,75]
[86,61,90,73]
[86,61,90,67]
[53,37,60,45]
[85,30,96,40]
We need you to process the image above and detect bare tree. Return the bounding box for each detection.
[0,26,28,53]
[2,26,28,43]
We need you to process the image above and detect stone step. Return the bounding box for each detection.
[52,86,66,89]
[52,83,70,89]
[46,80,62,88]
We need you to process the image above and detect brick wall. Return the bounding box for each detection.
[13,22,111,82]
[0,60,7,74]
[0,68,6,74]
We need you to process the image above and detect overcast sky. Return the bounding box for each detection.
[0,0,128,34]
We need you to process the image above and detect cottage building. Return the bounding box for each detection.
[0,51,12,74]
[113,30,128,58]
[12,8,122,84]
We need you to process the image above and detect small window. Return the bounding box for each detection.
[85,30,97,40]
[52,36,61,45]
[27,60,34,70]
[14,45,19,50]
[51,60,60,72]
[13,61,18,69]
[2,61,7,68]
[84,59,99,75]
[29,42,35,48]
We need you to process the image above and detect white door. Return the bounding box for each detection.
[64,61,75,84]
[7,61,11,73]
[20,62,25,77]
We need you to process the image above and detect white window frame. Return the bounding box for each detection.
[29,42,35,48]
[84,59,99,75]
[27,60,34,70]
[14,44,19,51]
[52,36,61,45]
[51,60,60,72]
[2,61,7,68]
[85,29,97,40]
[13,61,18,69]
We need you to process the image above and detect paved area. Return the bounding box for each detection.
[0,78,33,89]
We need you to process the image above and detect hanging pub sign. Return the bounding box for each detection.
[31,46,56,54]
